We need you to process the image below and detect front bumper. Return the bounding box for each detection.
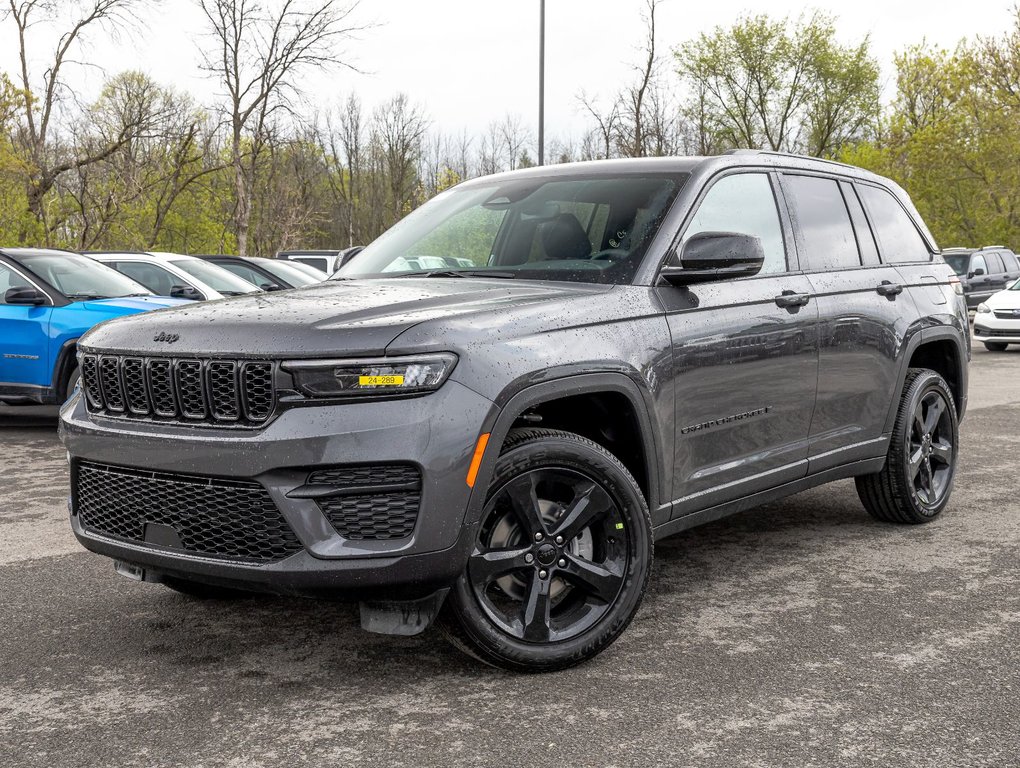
[60,381,497,599]
[973,313,1020,343]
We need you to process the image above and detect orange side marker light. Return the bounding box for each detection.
[466,432,491,488]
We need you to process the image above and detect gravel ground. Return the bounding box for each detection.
[1,346,1018,767]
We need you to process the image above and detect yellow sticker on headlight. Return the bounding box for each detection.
[358,375,404,387]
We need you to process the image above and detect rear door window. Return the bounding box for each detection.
[985,252,1005,274]
[783,174,860,271]
[856,185,932,264]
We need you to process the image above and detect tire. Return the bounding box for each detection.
[64,365,81,402]
[855,368,959,524]
[983,341,1008,352]
[162,577,254,600]
[438,428,652,673]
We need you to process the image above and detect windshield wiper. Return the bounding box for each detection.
[393,269,517,279]
[64,293,110,300]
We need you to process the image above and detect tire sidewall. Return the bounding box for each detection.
[900,371,959,520]
[446,432,652,671]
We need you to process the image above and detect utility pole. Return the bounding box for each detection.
[538,0,545,165]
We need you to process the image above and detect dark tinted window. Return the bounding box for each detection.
[1003,251,1020,271]
[985,252,1005,274]
[942,253,971,275]
[841,181,880,266]
[857,185,931,263]
[783,175,860,270]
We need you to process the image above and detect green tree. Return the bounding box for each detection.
[675,11,880,157]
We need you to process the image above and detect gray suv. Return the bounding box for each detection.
[60,152,969,672]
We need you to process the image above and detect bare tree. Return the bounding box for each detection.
[3,0,146,242]
[197,0,360,255]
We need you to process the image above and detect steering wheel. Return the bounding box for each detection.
[589,249,630,262]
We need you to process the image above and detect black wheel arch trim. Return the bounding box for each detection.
[51,337,80,398]
[462,372,665,534]
[884,325,968,433]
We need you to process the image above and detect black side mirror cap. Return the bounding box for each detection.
[659,231,766,286]
[969,268,985,278]
[169,285,204,300]
[4,286,47,305]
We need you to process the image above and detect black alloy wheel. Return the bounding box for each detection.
[440,428,652,672]
[856,368,959,524]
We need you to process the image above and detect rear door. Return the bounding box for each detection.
[1001,251,1020,286]
[659,171,819,516]
[984,251,1009,294]
[0,262,53,389]
[780,173,914,472]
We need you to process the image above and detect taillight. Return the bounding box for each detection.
[948,275,964,295]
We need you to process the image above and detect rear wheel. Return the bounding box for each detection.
[983,341,1008,352]
[439,428,652,672]
[856,369,958,524]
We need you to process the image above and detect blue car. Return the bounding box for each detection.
[0,248,188,405]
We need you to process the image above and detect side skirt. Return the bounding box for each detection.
[652,456,887,541]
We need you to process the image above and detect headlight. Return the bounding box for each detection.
[283,353,457,397]
[977,303,991,313]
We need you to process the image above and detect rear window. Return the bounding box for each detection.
[857,185,931,264]
[942,254,971,275]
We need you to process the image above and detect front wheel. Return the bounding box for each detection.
[856,368,958,524]
[983,341,1008,352]
[439,428,652,672]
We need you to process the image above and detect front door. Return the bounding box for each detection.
[0,263,52,390]
[658,171,819,517]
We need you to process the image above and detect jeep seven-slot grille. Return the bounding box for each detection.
[73,461,303,563]
[309,464,422,540]
[79,353,275,426]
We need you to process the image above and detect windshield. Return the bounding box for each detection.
[943,254,970,275]
[336,173,688,284]
[17,252,151,299]
[171,259,260,295]
[257,259,324,286]
[286,260,330,279]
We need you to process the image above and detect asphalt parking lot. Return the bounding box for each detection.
[1,346,1018,768]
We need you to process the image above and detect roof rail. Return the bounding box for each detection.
[979,245,1005,250]
[722,148,857,171]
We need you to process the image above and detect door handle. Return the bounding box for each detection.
[774,291,810,308]
[876,280,903,297]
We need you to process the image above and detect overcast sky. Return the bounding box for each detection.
[1,0,1015,144]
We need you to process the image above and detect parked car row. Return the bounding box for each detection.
[941,245,1020,308]
[0,248,340,407]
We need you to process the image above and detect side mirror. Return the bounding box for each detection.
[4,286,46,305]
[169,285,203,300]
[969,268,985,278]
[259,282,283,291]
[659,232,765,286]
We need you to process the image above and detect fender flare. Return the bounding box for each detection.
[461,372,665,532]
[50,338,80,401]
[883,325,968,432]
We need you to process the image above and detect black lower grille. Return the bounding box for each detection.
[310,464,422,540]
[975,326,1019,338]
[74,461,304,563]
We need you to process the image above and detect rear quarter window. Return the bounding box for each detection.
[857,185,932,264]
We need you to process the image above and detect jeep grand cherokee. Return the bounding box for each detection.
[60,152,969,672]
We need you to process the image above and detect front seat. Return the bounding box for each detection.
[540,213,591,260]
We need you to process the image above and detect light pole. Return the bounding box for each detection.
[538,0,545,166]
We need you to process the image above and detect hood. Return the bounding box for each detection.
[77,296,191,314]
[987,286,1020,310]
[78,278,611,357]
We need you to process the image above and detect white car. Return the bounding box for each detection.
[973,279,1020,350]
[88,252,261,301]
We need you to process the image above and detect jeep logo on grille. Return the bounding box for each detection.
[153,331,180,344]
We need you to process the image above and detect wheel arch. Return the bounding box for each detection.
[50,337,80,401]
[464,373,666,528]
[885,328,968,432]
